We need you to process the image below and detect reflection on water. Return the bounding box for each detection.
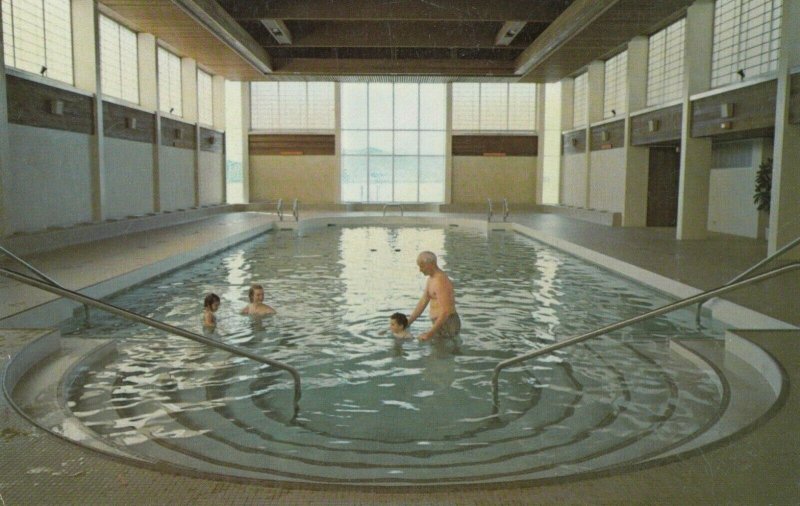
[63,226,726,447]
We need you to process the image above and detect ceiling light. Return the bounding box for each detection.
[495,21,526,46]
[261,19,292,45]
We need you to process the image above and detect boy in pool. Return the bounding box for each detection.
[389,312,412,339]
[203,293,220,327]
[241,284,277,316]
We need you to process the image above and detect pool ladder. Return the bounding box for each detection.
[0,259,303,418]
[382,203,404,217]
[487,198,509,222]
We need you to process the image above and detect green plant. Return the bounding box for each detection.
[753,157,772,213]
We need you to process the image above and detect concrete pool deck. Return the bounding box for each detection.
[0,210,798,504]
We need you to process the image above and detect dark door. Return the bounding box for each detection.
[647,146,680,227]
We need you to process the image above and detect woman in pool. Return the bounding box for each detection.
[241,284,277,316]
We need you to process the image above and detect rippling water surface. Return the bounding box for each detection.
[63,226,726,450]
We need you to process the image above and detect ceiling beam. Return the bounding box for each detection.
[219,0,571,22]
[268,57,518,77]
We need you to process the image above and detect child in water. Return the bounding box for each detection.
[389,312,412,339]
[203,293,220,327]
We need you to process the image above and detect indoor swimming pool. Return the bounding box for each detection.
[49,224,745,485]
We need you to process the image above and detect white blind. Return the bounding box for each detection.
[452,82,537,131]
[100,14,138,103]
[197,68,213,125]
[646,18,685,107]
[250,81,335,130]
[572,73,587,127]
[603,50,627,119]
[2,0,73,84]
[157,46,182,116]
[712,0,782,88]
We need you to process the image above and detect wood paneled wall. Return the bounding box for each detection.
[161,117,197,150]
[562,130,586,154]
[103,102,156,143]
[589,120,625,151]
[249,134,336,155]
[200,127,224,153]
[631,105,682,146]
[451,135,538,156]
[790,73,800,124]
[6,75,94,134]
[691,80,776,138]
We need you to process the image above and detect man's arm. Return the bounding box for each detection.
[408,291,430,326]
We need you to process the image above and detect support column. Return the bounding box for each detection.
[535,83,547,204]
[559,77,574,204]
[585,60,605,208]
[769,0,800,258]
[622,36,649,226]
[139,34,160,212]
[180,58,200,206]
[240,82,251,203]
[444,82,453,205]
[0,10,11,236]
[676,0,714,239]
[212,75,226,204]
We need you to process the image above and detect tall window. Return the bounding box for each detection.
[197,68,213,125]
[157,46,182,116]
[2,0,73,84]
[572,72,587,128]
[711,0,782,88]
[340,82,446,203]
[250,81,335,130]
[647,18,686,107]
[100,14,138,103]
[603,50,627,119]
[452,83,536,131]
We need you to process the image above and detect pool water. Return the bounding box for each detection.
[62,226,728,483]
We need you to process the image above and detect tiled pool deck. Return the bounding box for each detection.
[0,211,797,505]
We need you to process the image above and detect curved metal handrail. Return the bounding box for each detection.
[0,246,91,323]
[0,267,302,417]
[696,235,800,323]
[276,198,284,221]
[491,262,800,406]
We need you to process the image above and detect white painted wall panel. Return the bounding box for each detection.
[198,150,224,205]
[158,147,195,211]
[589,149,626,213]
[103,137,154,219]
[708,167,760,238]
[561,153,587,207]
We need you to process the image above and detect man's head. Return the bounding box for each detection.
[416,251,437,275]
[248,284,265,303]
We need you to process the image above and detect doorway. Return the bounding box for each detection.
[646,146,680,227]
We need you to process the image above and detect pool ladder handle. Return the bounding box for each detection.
[382,203,404,217]
[487,198,510,222]
[491,261,800,407]
[0,245,91,325]
[292,198,299,222]
[0,267,303,419]
[695,234,800,324]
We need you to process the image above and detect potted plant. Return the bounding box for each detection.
[753,158,772,213]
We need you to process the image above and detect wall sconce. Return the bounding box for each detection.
[174,128,183,140]
[570,137,579,147]
[720,121,732,129]
[49,99,64,116]
[647,119,660,132]
[720,103,734,118]
[126,117,137,130]
[600,130,610,142]
[207,135,216,145]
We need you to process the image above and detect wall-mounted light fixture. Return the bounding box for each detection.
[174,128,184,140]
[261,18,292,44]
[647,119,660,132]
[495,21,526,46]
[720,103,734,119]
[600,130,610,142]
[49,99,64,116]
[126,117,137,130]
[207,135,216,145]
[720,121,732,129]
[570,137,579,147]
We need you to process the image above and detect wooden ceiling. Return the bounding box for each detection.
[100,0,694,82]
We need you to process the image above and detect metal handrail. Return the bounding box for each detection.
[276,198,284,221]
[0,267,302,418]
[487,198,494,222]
[382,203,404,217]
[292,198,299,222]
[0,246,91,323]
[502,198,510,222]
[696,235,800,323]
[491,262,800,406]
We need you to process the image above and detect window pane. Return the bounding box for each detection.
[368,156,392,202]
[250,82,279,130]
[480,83,508,130]
[419,156,445,203]
[419,130,445,155]
[307,82,335,129]
[369,83,393,129]
[508,83,536,130]
[394,83,418,129]
[394,130,418,155]
[394,156,419,202]
[420,83,446,130]
[452,83,479,130]
[341,83,367,129]
[279,82,307,129]
[197,69,213,125]
[341,156,368,202]
[369,130,392,156]
[341,130,368,155]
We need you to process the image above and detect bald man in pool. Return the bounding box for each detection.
[407,251,461,341]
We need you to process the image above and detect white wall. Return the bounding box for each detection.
[198,150,224,205]
[103,137,155,219]
[561,153,587,207]
[589,148,626,212]
[708,167,760,237]
[159,147,195,211]
[451,156,537,204]
[7,124,93,231]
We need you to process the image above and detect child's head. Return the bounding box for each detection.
[389,312,409,333]
[204,293,220,311]
[248,284,264,302]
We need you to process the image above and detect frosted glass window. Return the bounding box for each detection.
[2,0,73,84]
[452,82,536,131]
[340,82,446,203]
[250,81,335,130]
[100,14,139,103]
[197,69,213,125]
[646,18,685,106]
[711,0,782,88]
[603,50,627,119]
[572,73,587,128]
[158,46,182,116]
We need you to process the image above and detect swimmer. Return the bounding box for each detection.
[203,293,220,327]
[389,312,412,339]
[241,284,276,316]
[407,251,461,341]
